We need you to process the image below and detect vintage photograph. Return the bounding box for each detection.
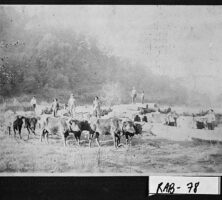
[0,5,222,174]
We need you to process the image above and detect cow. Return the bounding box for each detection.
[67,119,94,146]
[12,115,24,139]
[89,118,124,148]
[10,115,38,139]
[40,116,70,145]
[121,120,137,146]
[24,117,38,139]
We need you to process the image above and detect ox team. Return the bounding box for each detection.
[25,92,142,148]
[10,87,217,148]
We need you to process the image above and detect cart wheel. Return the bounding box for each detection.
[66,135,76,146]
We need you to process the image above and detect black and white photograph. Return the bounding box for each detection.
[0,5,222,174]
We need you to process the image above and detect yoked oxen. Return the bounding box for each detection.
[40,116,100,147]
[69,118,125,148]
[8,115,38,139]
[90,118,123,148]
[69,117,137,148]
[67,119,94,146]
[40,115,139,148]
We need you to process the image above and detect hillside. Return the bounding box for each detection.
[0,6,209,107]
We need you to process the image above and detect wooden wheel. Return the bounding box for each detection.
[66,135,76,146]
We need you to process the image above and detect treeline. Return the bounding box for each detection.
[0,6,203,106]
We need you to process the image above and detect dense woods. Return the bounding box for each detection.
[0,6,212,106]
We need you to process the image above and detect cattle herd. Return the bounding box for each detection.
[3,105,143,148]
[3,102,220,148]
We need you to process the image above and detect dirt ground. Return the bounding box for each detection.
[0,126,222,175]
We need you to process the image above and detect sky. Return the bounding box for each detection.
[13,5,222,98]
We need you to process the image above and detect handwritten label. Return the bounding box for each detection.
[149,176,220,195]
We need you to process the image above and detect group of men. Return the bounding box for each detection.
[30,94,102,118]
[30,89,217,131]
[131,87,145,104]
[166,109,216,130]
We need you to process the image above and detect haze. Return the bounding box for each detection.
[11,5,222,100]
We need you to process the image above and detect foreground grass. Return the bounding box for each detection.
[0,127,222,174]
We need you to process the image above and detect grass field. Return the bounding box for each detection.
[0,125,222,174]
[0,100,222,174]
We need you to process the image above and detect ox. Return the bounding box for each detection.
[40,116,69,145]
[24,117,38,139]
[10,115,38,139]
[89,118,124,148]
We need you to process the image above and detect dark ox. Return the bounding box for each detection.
[24,117,38,139]
[67,119,93,146]
[10,116,38,139]
[122,121,142,146]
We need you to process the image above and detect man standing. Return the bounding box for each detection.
[206,109,216,130]
[167,112,177,126]
[93,96,101,118]
[30,96,37,111]
[141,91,145,104]
[131,87,137,104]
[68,93,76,118]
[52,98,59,117]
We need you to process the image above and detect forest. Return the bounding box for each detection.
[0,6,211,106]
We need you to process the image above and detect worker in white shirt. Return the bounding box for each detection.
[68,93,76,118]
[206,109,216,130]
[93,96,101,118]
[52,98,59,117]
[30,96,37,111]
[131,87,137,104]
[141,91,145,104]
